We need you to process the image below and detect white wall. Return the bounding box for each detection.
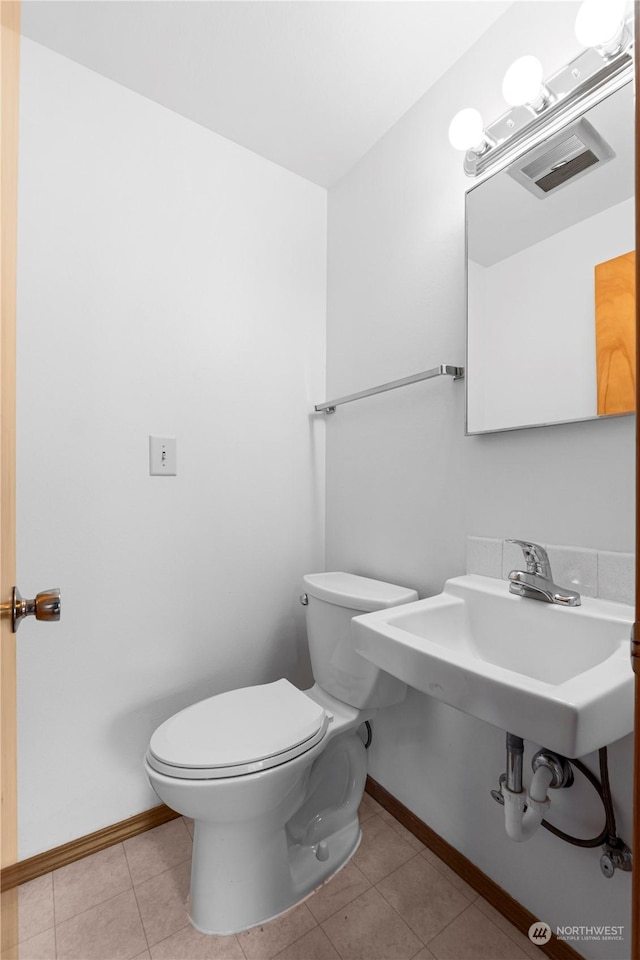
[325,4,634,958]
[16,39,326,858]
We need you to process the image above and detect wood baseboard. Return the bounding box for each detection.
[0,804,180,892]
[365,776,583,960]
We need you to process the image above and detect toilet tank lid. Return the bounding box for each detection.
[303,572,418,612]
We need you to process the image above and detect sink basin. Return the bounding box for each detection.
[352,574,634,757]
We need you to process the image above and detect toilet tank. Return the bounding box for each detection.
[302,572,418,709]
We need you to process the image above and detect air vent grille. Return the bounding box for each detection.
[521,135,587,180]
[536,150,599,192]
[507,118,614,198]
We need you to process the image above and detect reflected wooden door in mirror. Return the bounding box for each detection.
[595,249,636,415]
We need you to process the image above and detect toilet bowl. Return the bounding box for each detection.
[145,572,418,935]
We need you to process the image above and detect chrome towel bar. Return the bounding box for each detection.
[315,364,464,414]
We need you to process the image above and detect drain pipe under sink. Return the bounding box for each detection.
[501,733,562,843]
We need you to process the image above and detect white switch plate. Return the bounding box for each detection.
[149,436,177,476]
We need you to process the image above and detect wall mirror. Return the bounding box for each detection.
[465,80,635,435]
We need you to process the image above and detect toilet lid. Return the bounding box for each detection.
[147,679,329,779]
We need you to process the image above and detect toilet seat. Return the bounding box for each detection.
[146,679,330,780]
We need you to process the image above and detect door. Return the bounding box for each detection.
[632,7,640,958]
[0,1,20,954]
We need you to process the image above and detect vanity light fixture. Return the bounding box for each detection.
[449,2,633,178]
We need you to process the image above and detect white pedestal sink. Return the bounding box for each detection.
[351,574,634,757]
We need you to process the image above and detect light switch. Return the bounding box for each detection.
[149,436,177,476]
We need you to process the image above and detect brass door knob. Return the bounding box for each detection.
[1,586,61,632]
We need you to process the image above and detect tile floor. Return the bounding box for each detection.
[6,795,544,960]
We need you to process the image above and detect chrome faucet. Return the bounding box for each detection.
[506,539,581,606]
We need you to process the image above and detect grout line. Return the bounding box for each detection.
[409,945,430,960]
[267,916,321,960]
[133,853,193,890]
[426,899,529,956]
[420,899,476,949]
[317,920,348,960]
[373,885,430,947]
[373,859,467,950]
[386,817,426,852]
[51,842,134,927]
[143,922,191,957]
[123,843,151,954]
[235,931,249,960]
[135,871,193,951]
[309,879,373,927]
[53,886,140,928]
[419,849,477,902]
[474,897,540,960]
[12,875,57,957]
[51,870,58,960]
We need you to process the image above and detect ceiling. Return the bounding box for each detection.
[21,1,513,187]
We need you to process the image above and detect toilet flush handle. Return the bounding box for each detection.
[299,594,309,606]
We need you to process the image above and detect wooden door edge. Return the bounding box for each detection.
[632,5,640,958]
[0,0,20,955]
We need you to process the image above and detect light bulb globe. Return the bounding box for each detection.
[575,0,626,47]
[448,108,484,151]
[502,55,544,107]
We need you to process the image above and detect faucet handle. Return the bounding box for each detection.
[506,539,552,578]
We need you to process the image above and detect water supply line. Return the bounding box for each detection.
[492,732,632,876]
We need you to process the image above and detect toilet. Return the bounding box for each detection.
[144,572,418,935]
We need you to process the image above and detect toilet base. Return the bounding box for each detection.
[145,692,371,937]
[189,818,361,936]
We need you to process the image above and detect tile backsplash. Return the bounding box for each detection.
[467,536,635,605]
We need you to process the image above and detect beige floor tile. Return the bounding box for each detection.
[413,950,436,960]
[353,815,417,884]
[54,843,132,923]
[377,854,472,945]
[473,899,542,960]
[274,926,340,960]
[421,850,479,902]
[183,817,195,838]
[4,928,55,960]
[307,861,371,924]
[237,903,317,960]
[132,953,151,960]
[17,875,54,944]
[134,860,191,947]
[428,904,530,960]
[360,794,387,819]
[358,800,376,824]
[150,924,244,959]
[386,818,425,853]
[124,819,192,886]
[55,889,147,960]
[358,793,382,823]
[322,887,422,959]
